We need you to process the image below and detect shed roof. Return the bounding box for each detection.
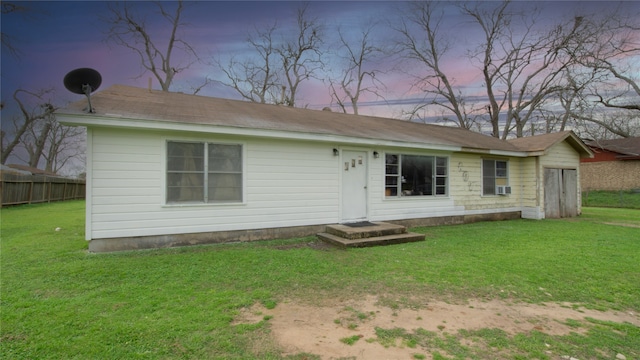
[58,84,585,157]
[508,131,593,158]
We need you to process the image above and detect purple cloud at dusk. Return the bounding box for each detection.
[2,1,637,121]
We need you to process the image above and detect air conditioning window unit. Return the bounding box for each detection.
[496,186,511,195]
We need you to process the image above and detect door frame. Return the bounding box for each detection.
[340,149,369,223]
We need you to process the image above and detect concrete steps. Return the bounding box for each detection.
[317,222,425,248]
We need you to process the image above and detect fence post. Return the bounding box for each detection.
[28,180,34,205]
[47,178,52,203]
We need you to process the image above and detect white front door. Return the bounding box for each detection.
[341,150,368,222]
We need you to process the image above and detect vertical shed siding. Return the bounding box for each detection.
[89,128,340,239]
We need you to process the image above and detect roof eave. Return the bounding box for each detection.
[58,112,471,153]
[460,147,528,157]
[562,132,594,159]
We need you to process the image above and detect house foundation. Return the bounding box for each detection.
[87,211,521,253]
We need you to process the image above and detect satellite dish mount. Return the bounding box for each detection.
[63,68,102,113]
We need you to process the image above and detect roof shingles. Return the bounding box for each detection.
[59,84,585,155]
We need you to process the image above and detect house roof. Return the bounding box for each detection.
[57,84,586,157]
[508,131,593,158]
[584,137,640,159]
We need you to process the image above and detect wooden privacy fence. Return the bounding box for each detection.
[0,172,85,207]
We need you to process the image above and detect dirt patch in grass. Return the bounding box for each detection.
[234,295,640,359]
[603,222,640,228]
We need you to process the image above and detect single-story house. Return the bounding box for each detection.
[57,85,592,252]
[581,137,640,191]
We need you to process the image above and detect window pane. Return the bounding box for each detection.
[435,176,446,195]
[402,155,433,196]
[385,164,399,175]
[436,157,447,175]
[208,173,242,202]
[496,161,507,178]
[167,142,205,202]
[385,154,399,175]
[385,154,398,165]
[168,142,204,172]
[482,160,495,177]
[209,144,242,172]
[482,159,495,195]
[207,144,243,203]
[167,173,204,202]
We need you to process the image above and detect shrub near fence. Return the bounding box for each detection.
[0,172,85,207]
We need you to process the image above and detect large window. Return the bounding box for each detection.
[385,154,448,197]
[482,159,508,195]
[167,141,242,203]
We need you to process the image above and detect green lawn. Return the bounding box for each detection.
[1,200,639,359]
[582,190,640,209]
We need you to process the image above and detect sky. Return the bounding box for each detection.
[4,1,629,117]
[2,1,405,114]
[1,0,637,174]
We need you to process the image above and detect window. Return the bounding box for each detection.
[167,141,242,203]
[482,159,508,195]
[385,154,448,197]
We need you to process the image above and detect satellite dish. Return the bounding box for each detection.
[64,68,102,113]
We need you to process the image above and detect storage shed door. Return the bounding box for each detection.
[544,168,578,219]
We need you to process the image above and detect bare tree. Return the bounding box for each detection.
[1,2,31,59]
[328,24,387,114]
[394,2,476,129]
[216,23,280,104]
[24,115,53,168]
[395,1,613,139]
[275,4,324,107]
[462,1,589,139]
[41,121,85,173]
[1,89,57,164]
[562,9,640,137]
[216,4,324,107]
[104,0,200,92]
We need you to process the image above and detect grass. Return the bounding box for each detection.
[582,189,640,209]
[1,200,639,359]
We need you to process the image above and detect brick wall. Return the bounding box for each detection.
[580,161,640,190]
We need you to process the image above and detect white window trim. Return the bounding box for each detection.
[482,158,510,196]
[383,152,449,199]
[161,138,247,207]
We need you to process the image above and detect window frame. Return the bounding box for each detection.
[482,158,509,196]
[385,153,449,198]
[165,140,244,205]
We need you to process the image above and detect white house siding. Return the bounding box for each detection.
[538,141,583,217]
[88,127,340,240]
[87,126,582,242]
